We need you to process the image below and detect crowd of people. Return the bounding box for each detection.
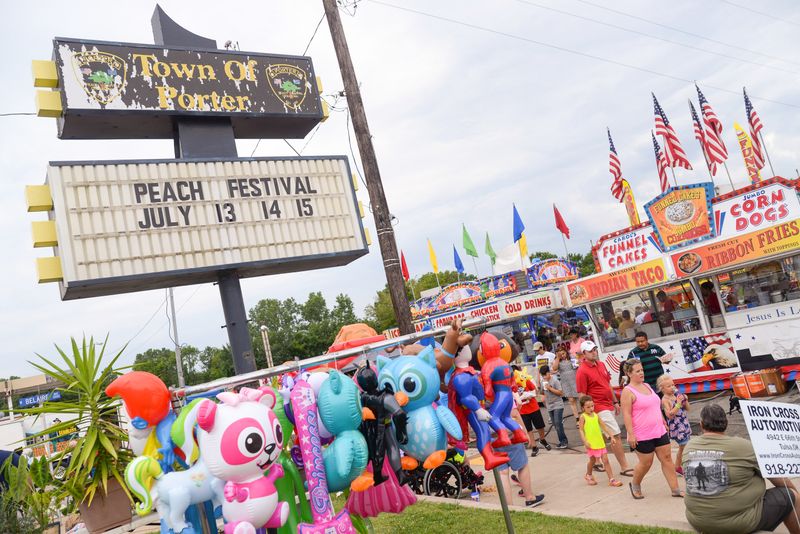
[494,328,799,533]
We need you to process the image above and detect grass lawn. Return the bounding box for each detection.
[332,496,686,534]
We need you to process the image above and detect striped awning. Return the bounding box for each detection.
[676,377,732,395]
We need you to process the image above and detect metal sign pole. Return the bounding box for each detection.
[151,6,256,376]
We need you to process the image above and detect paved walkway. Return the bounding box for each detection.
[463,404,794,533]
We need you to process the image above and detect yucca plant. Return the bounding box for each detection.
[23,335,133,506]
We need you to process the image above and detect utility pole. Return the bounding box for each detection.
[260,325,274,368]
[168,287,185,388]
[322,0,414,335]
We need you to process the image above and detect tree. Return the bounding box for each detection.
[132,345,206,387]
[248,292,363,366]
[364,270,475,332]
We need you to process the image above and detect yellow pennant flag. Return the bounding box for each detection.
[518,232,529,262]
[621,179,640,226]
[427,239,439,274]
[734,121,761,184]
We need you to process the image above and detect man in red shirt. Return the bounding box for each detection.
[575,341,632,476]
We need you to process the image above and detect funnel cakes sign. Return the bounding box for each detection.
[52,38,324,139]
[644,182,716,252]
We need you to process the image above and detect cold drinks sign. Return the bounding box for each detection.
[45,156,367,299]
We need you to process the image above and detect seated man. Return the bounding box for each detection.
[683,404,799,534]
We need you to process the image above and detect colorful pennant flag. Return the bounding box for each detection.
[512,204,525,242]
[453,245,465,274]
[743,88,765,170]
[620,179,640,226]
[485,233,496,265]
[553,204,570,239]
[427,239,439,274]
[652,131,670,193]
[653,93,693,170]
[696,85,728,165]
[733,122,761,184]
[400,250,410,281]
[689,100,717,176]
[462,224,478,258]
[608,128,624,202]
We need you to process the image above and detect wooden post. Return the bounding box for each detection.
[323,0,414,334]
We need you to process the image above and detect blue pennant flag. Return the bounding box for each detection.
[453,245,465,274]
[512,204,525,242]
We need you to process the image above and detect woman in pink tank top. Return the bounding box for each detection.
[620,359,683,500]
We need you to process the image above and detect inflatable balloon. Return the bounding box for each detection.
[376,346,462,470]
[447,344,509,470]
[125,455,224,533]
[479,333,527,446]
[316,370,368,492]
[180,387,289,533]
[345,460,416,518]
[352,363,408,488]
[290,379,356,534]
[106,371,176,470]
[269,388,312,534]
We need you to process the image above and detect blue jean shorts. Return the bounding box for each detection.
[495,443,528,472]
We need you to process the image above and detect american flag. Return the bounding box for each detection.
[696,85,728,164]
[680,334,734,371]
[653,93,693,170]
[689,100,717,176]
[608,128,624,202]
[652,131,670,193]
[744,88,765,169]
[605,353,622,373]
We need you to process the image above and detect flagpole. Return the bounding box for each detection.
[408,282,417,301]
[722,161,735,191]
[434,271,440,288]
[561,233,570,259]
[758,131,776,177]
[670,167,678,187]
[472,257,480,278]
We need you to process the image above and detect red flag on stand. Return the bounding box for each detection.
[400,250,410,281]
[553,204,570,239]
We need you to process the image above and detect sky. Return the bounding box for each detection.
[1,0,798,377]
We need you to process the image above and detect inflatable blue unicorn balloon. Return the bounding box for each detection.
[376,346,462,469]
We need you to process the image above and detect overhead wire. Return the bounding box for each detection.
[514,0,799,75]
[572,0,800,68]
[366,0,800,109]
[717,0,800,28]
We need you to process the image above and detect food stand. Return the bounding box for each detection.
[566,177,800,393]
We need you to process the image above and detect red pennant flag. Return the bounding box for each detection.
[553,204,570,239]
[400,250,410,281]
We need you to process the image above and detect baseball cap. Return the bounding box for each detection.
[580,340,597,353]
[533,341,544,351]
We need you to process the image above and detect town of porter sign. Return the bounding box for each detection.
[51,38,324,139]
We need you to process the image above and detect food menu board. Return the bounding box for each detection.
[671,218,800,277]
[644,183,716,252]
[566,258,669,305]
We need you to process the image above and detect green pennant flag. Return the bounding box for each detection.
[484,232,496,265]
[462,224,478,258]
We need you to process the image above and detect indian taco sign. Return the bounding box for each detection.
[644,182,716,251]
[43,156,367,300]
[566,258,668,305]
[52,39,324,139]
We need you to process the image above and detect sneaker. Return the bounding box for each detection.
[557,443,569,449]
[541,440,552,451]
[525,494,545,507]
[530,447,539,457]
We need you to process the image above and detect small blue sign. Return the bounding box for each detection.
[18,391,62,408]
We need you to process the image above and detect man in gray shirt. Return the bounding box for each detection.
[541,365,568,448]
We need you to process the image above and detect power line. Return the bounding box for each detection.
[717,0,800,27]
[130,285,204,354]
[367,0,800,109]
[346,110,368,189]
[0,112,35,117]
[514,0,798,75]
[304,12,327,55]
[573,0,800,68]
[283,139,301,157]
